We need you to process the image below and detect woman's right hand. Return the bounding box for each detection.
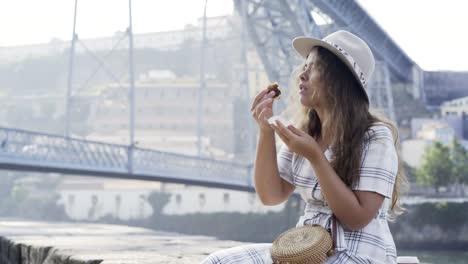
[250,88,276,133]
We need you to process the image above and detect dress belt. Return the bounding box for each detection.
[304,200,332,214]
[304,200,387,219]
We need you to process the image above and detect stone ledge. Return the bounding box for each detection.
[0,219,422,263]
[0,219,248,264]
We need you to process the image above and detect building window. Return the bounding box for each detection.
[88,195,99,219]
[175,194,182,205]
[68,194,75,206]
[223,193,230,204]
[248,193,256,205]
[91,195,98,204]
[115,195,122,218]
[139,194,146,218]
[199,193,206,207]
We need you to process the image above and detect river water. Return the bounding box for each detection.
[399,249,468,264]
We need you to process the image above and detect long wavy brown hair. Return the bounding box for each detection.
[281,46,408,218]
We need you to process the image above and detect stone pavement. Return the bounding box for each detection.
[0,219,249,264]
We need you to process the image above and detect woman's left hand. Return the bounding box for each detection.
[270,121,321,160]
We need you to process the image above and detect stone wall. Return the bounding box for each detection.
[0,220,246,264]
[0,237,101,264]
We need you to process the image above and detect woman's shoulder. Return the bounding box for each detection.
[364,122,395,142]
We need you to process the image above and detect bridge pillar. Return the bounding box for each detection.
[368,61,396,122]
[411,65,425,102]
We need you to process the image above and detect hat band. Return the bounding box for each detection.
[323,39,367,87]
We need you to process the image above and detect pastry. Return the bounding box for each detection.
[267,82,281,99]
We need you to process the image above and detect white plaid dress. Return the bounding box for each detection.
[201,123,398,264]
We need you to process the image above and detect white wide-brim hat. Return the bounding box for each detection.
[292,30,375,103]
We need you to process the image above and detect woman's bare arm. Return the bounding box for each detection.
[254,130,295,206]
[305,152,384,231]
[250,86,295,206]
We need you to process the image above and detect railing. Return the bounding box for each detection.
[0,127,253,190]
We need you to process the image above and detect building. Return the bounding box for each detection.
[58,177,158,221]
[423,71,468,107]
[440,95,468,139]
[85,74,251,161]
[404,95,468,168]
[162,186,284,215]
[57,177,284,221]
[1,14,279,218]
[0,16,234,64]
[403,118,468,168]
[403,120,451,168]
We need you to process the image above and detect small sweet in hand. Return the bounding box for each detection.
[268,115,292,127]
[267,82,281,99]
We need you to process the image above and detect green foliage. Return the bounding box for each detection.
[403,162,417,182]
[142,193,468,248]
[3,97,92,135]
[416,139,468,192]
[143,193,302,243]
[451,139,468,185]
[147,191,172,217]
[389,202,468,249]
[405,202,468,229]
[0,172,68,221]
[0,52,68,96]
[416,141,453,192]
[0,38,237,97]
[13,192,68,220]
[0,39,238,135]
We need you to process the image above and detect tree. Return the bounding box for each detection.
[451,139,468,195]
[403,162,417,182]
[147,191,172,218]
[416,141,453,193]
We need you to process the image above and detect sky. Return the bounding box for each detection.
[0,0,467,71]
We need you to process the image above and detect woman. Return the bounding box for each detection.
[201,30,407,264]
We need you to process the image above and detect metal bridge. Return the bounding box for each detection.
[235,0,421,121]
[0,127,253,191]
[1,0,423,190]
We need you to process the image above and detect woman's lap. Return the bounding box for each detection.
[200,243,388,264]
[200,243,341,264]
[200,243,273,264]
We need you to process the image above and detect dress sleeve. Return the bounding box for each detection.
[352,125,398,199]
[277,144,294,184]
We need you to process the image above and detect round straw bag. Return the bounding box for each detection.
[271,223,335,264]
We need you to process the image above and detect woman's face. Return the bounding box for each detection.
[298,49,326,108]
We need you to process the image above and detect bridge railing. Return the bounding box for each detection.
[134,148,252,186]
[0,127,253,189]
[0,126,129,172]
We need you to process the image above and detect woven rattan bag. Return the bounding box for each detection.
[271,218,336,264]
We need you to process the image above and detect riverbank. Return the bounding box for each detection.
[131,201,468,251]
[399,250,468,264]
[0,219,247,264]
